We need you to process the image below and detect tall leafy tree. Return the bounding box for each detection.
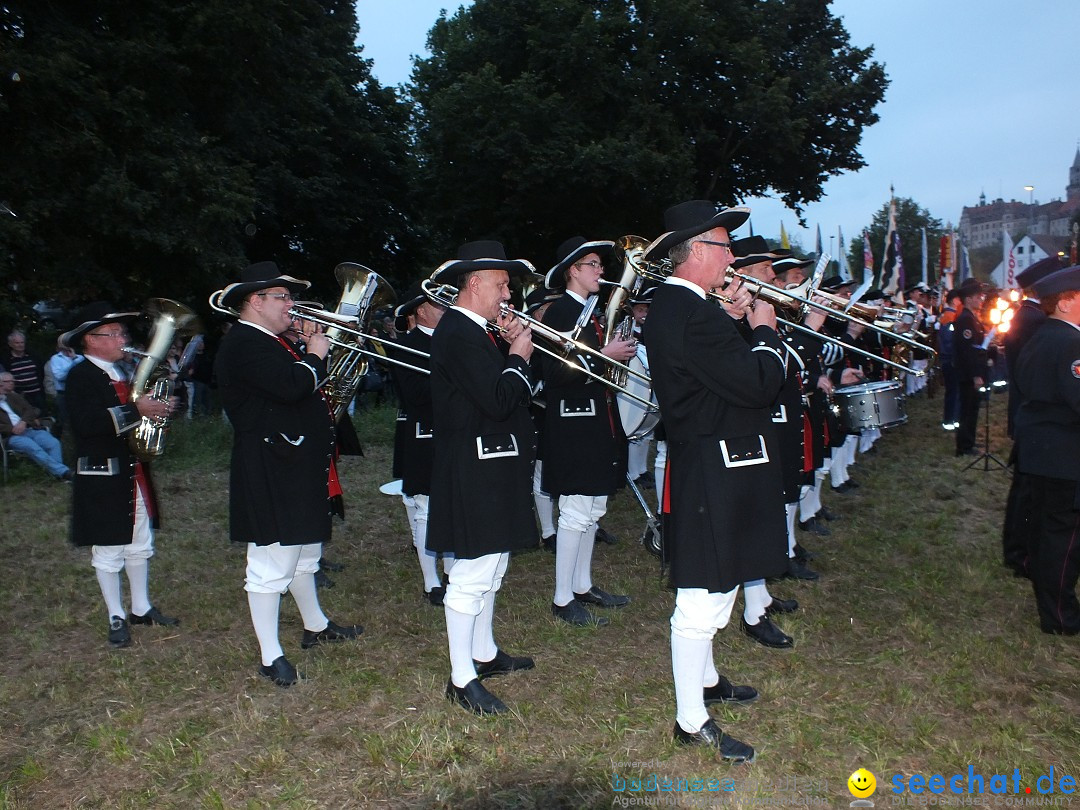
[0,0,417,322]
[845,197,943,286]
[410,0,887,263]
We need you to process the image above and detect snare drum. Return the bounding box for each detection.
[616,352,660,440]
[833,380,907,434]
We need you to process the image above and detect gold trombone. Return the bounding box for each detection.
[420,278,656,408]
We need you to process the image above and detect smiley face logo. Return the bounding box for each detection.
[848,768,876,798]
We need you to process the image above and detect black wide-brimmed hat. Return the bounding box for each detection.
[525,286,562,314]
[1032,264,1080,297]
[544,237,616,290]
[904,281,932,296]
[957,277,988,297]
[60,302,141,350]
[819,275,856,293]
[393,280,431,332]
[218,261,311,311]
[1016,255,1064,290]
[643,201,751,261]
[730,235,786,270]
[629,285,658,306]
[772,256,814,275]
[430,240,538,285]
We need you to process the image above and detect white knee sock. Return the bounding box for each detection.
[799,482,819,523]
[672,632,712,733]
[288,573,329,633]
[553,527,582,606]
[125,559,152,617]
[248,591,284,666]
[412,518,442,592]
[572,524,597,595]
[785,502,798,558]
[628,439,649,480]
[471,589,498,663]
[96,569,125,619]
[445,604,478,687]
[743,580,770,624]
[533,464,556,538]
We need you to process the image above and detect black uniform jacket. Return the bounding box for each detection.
[537,292,626,496]
[215,322,334,546]
[643,281,788,592]
[388,327,434,496]
[1015,318,1080,495]
[427,308,539,559]
[953,307,987,384]
[67,358,159,547]
[1004,299,1047,437]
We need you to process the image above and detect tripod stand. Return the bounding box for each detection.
[964,372,1007,472]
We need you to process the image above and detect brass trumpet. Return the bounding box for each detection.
[421,278,656,408]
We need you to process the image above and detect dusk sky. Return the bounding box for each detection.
[356,0,1080,259]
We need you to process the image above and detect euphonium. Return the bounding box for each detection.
[604,236,650,387]
[318,263,396,422]
[127,298,201,460]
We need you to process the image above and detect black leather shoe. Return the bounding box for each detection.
[594,526,619,545]
[742,616,794,649]
[574,585,630,608]
[108,616,131,648]
[446,678,507,715]
[765,597,799,615]
[793,542,816,562]
[425,586,445,606]
[473,649,535,679]
[551,600,608,627]
[301,620,364,649]
[634,473,655,490]
[798,517,830,536]
[128,606,180,626]
[314,570,335,589]
[320,558,346,572]
[703,675,758,706]
[673,719,755,763]
[541,534,556,554]
[845,478,861,489]
[785,557,820,581]
[819,506,841,521]
[259,655,299,687]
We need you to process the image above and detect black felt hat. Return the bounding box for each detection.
[819,275,856,292]
[772,256,814,275]
[430,240,538,285]
[628,285,658,306]
[544,237,616,290]
[60,302,141,350]
[218,261,311,311]
[730,235,785,270]
[1016,256,1065,290]
[643,201,751,261]
[1032,265,1080,297]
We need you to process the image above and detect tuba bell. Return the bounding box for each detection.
[127,298,201,460]
[603,236,650,387]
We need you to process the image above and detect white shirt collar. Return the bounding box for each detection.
[665,275,707,300]
[84,353,126,382]
[451,305,490,330]
[239,319,281,339]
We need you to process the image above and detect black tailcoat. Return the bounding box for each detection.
[643,282,788,593]
[67,359,159,547]
[953,308,987,384]
[427,308,538,559]
[1004,299,1047,437]
[388,328,435,496]
[537,293,626,496]
[214,323,334,546]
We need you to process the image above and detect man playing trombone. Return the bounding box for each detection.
[643,201,788,763]
[539,237,635,627]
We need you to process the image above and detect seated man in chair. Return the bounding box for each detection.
[0,371,71,481]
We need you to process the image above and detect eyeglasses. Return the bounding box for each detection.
[89,331,128,339]
[574,260,604,270]
[698,240,734,251]
[256,292,295,302]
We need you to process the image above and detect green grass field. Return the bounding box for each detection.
[1,392,1077,809]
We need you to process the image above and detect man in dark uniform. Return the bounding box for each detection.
[953,279,988,456]
[427,241,539,716]
[61,303,178,648]
[1001,256,1062,576]
[1013,265,1080,634]
[214,262,362,688]
[539,237,635,627]
[387,281,451,605]
[644,201,787,762]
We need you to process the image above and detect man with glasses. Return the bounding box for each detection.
[61,303,178,648]
[643,201,787,763]
[538,237,636,627]
[214,262,362,687]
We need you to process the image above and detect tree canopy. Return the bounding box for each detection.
[845,197,943,287]
[0,0,417,321]
[411,0,888,262]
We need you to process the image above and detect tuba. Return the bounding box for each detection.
[127,298,201,460]
[318,263,395,422]
[603,236,650,387]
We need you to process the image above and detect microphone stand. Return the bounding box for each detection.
[965,356,1007,472]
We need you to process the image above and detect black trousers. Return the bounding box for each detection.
[1001,462,1033,575]
[956,381,980,454]
[1027,474,1080,634]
